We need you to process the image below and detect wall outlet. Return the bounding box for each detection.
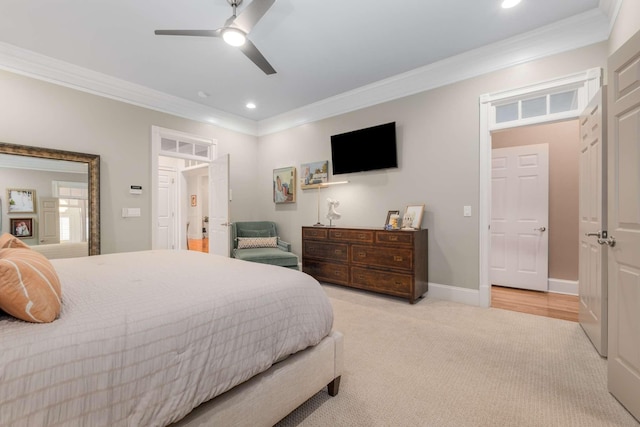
[464,205,472,217]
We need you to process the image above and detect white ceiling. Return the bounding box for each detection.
[0,0,617,134]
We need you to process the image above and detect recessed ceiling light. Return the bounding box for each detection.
[246,102,257,109]
[501,0,521,8]
[197,91,209,98]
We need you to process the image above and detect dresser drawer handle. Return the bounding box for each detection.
[334,270,343,276]
[334,232,342,237]
[358,275,365,280]
[357,252,367,258]
[358,234,367,239]
[388,235,398,241]
[334,249,342,255]
[394,256,403,262]
[395,281,403,286]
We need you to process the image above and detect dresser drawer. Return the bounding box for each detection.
[329,229,374,243]
[351,267,412,297]
[303,241,349,261]
[302,227,328,240]
[303,260,349,285]
[351,245,413,271]
[376,231,413,245]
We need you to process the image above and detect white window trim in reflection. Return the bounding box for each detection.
[52,180,89,243]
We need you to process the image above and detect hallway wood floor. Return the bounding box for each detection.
[187,238,209,253]
[491,285,579,322]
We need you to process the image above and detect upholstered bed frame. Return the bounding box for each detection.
[174,331,343,426]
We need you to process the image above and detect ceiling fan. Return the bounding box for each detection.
[155,0,277,75]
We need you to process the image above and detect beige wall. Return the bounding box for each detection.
[0,70,260,254]
[258,42,607,290]
[492,121,579,281]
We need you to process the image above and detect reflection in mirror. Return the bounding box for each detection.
[0,142,100,257]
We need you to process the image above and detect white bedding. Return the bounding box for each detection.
[0,250,333,427]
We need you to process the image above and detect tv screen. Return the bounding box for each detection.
[330,122,398,175]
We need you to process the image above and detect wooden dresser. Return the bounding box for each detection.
[302,226,428,303]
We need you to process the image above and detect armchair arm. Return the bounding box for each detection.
[277,238,292,252]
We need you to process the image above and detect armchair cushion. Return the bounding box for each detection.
[233,247,299,268]
[237,237,278,249]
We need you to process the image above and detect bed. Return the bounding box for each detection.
[0,249,343,427]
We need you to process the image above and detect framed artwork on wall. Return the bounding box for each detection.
[300,160,329,189]
[10,218,33,238]
[273,167,296,204]
[7,188,36,213]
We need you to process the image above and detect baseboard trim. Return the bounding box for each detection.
[548,278,578,296]
[426,282,480,307]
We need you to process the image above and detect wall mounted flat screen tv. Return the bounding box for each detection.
[330,122,398,175]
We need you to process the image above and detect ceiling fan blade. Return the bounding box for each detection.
[232,0,276,34]
[239,39,276,75]
[155,29,222,37]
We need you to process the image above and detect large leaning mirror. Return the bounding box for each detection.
[0,142,100,256]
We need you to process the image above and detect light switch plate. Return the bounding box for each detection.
[464,206,472,217]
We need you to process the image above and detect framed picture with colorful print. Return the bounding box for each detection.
[273,167,296,204]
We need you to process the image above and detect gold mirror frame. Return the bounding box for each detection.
[0,142,100,255]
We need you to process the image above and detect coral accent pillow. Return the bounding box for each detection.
[0,232,30,249]
[237,236,278,249]
[0,248,62,323]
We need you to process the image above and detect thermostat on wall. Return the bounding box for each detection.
[130,185,142,195]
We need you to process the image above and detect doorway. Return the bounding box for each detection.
[479,68,602,308]
[489,121,580,316]
[151,126,218,253]
[184,165,209,254]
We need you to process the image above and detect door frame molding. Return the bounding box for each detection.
[151,126,217,250]
[478,68,602,307]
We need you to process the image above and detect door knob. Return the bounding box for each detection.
[585,231,601,238]
[598,235,616,247]
[534,226,546,232]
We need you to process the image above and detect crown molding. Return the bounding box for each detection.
[599,0,623,34]
[0,8,610,138]
[0,42,259,136]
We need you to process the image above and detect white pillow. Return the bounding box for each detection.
[237,236,278,249]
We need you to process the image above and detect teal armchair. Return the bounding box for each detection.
[231,221,299,270]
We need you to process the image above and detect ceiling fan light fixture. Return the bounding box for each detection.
[222,28,246,46]
[501,0,521,8]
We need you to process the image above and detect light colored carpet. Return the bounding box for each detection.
[277,284,639,427]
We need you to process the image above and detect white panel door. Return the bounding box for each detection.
[578,88,608,357]
[39,197,60,245]
[209,154,230,257]
[607,29,640,422]
[491,144,549,291]
[156,168,177,250]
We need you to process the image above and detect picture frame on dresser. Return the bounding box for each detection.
[385,210,400,229]
[403,204,424,230]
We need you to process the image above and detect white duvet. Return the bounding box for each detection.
[0,250,333,427]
